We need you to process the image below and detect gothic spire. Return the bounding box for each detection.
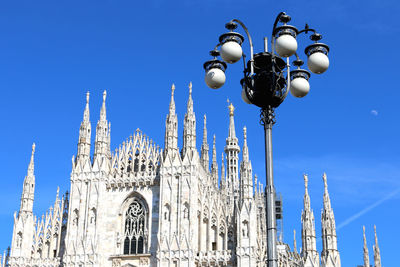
[100,90,107,122]
[373,225,381,267]
[182,82,196,158]
[94,90,111,161]
[200,115,209,171]
[240,126,253,201]
[27,143,35,177]
[83,91,90,123]
[224,101,240,199]
[211,135,218,185]
[303,174,311,211]
[228,103,236,139]
[323,172,332,211]
[77,91,91,161]
[220,152,226,189]
[321,173,341,267]
[164,84,178,157]
[301,174,319,264]
[20,143,36,214]
[187,81,193,114]
[242,126,249,163]
[293,229,297,253]
[169,83,176,114]
[363,226,370,267]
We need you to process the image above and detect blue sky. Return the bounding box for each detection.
[0,0,399,265]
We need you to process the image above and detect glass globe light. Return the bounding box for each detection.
[203,57,227,89]
[241,88,251,104]
[220,41,243,64]
[290,77,310,98]
[307,52,329,74]
[290,69,311,98]
[218,31,244,64]
[305,43,330,74]
[205,68,226,89]
[275,34,298,58]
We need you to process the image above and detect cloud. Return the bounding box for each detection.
[371,110,378,116]
[264,154,400,205]
[336,187,400,230]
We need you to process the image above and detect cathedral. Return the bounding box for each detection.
[2,83,382,267]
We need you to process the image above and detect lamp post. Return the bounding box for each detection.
[203,12,330,267]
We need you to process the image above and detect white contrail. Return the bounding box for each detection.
[337,187,400,230]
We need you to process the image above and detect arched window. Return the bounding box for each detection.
[123,199,147,255]
[183,202,189,219]
[90,208,96,224]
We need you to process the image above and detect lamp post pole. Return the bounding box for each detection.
[203,12,330,267]
[262,106,278,267]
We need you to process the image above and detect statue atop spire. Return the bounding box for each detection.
[100,90,107,121]
[83,91,90,122]
[322,172,332,210]
[303,174,310,210]
[363,226,370,267]
[228,102,235,116]
[242,126,249,163]
[373,225,381,267]
[27,143,35,176]
[170,83,176,114]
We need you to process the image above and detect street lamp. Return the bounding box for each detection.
[203,12,330,267]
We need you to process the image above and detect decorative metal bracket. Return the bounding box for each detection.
[260,106,276,127]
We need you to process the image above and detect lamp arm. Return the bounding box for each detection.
[270,12,286,56]
[231,19,255,75]
[297,28,316,35]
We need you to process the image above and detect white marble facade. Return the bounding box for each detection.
[4,84,381,267]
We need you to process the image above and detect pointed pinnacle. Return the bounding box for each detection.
[303,174,308,191]
[323,172,328,190]
[169,84,176,114]
[203,115,207,143]
[103,90,107,102]
[213,135,216,152]
[189,81,192,95]
[32,143,36,156]
[363,225,367,243]
[99,90,107,122]
[83,91,90,122]
[171,83,175,97]
[28,143,36,175]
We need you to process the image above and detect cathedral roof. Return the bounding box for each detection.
[111,129,162,178]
